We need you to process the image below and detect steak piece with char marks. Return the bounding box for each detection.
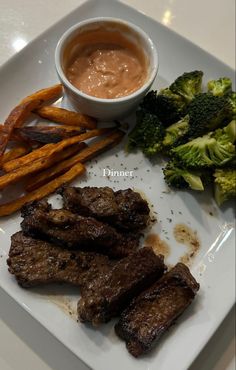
[59,186,150,231]
[7,232,113,288]
[115,263,200,357]
[21,200,140,258]
[78,247,166,325]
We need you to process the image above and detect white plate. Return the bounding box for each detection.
[0,1,235,370]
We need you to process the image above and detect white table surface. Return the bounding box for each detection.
[0,0,235,369]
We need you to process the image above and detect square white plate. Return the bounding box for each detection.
[0,1,235,370]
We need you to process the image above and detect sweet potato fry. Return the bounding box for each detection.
[0,124,25,143]
[50,125,87,132]
[0,163,85,217]
[14,125,85,144]
[3,128,112,172]
[0,142,86,190]
[0,145,30,168]
[26,130,124,191]
[0,99,42,157]
[35,125,86,132]
[21,84,62,104]
[36,106,97,129]
[32,124,88,133]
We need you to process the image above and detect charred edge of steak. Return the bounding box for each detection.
[115,263,200,357]
[59,186,150,231]
[77,247,166,325]
[20,201,140,258]
[7,232,113,288]
[21,199,51,218]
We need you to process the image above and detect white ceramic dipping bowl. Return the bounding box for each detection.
[55,17,158,120]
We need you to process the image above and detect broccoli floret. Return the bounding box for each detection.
[214,119,236,143]
[164,93,231,145]
[186,93,231,139]
[127,109,165,156]
[169,70,203,103]
[140,89,186,125]
[163,115,190,148]
[163,160,205,190]
[207,77,232,96]
[227,91,236,120]
[172,120,236,168]
[139,91,159,115]
[213,168,236,205]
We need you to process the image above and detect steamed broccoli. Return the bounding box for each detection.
[163,93,232,147]
[127,109,165,156]
[140,89,186,125]
[163,160,206,191]
[207,77,232,96]
[213,119,236,142]
[169,70,203,103]
[227,91,236,120]
[213,168,236,205]
[163,115,190,148]
[186,93,231,139]
[172,120,236,168]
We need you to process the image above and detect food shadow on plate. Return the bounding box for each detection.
[148,153,170,167]
[179,187,234,226]
[219,201,236,218]
[79,318,116,347]
[30,283,80,298]
[30,284,80,321]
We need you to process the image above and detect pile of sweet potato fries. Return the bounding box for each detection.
[0,84,124,217]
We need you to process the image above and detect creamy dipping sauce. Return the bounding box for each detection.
[65,26,148,99]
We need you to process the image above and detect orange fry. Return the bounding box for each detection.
[0,142,86,190]
[27,130,124,191]
[3,128,112,172]
[21,84,62,104]
[0,163,85,217]
[0,99,42,157]
[36,106,97,129]
[14,125,85,144]
[0,124,25,143]
[0,145,30,168]
[50,124,88,132]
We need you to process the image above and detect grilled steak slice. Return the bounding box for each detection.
[8,232,112,288]
[78,247,166,325]
[59,186,150,231]
[115,263,200,357]
[21,201,140,258]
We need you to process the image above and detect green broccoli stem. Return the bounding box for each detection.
[224,119,236,143]
[181,173,204,191]
[163,115,190,148]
